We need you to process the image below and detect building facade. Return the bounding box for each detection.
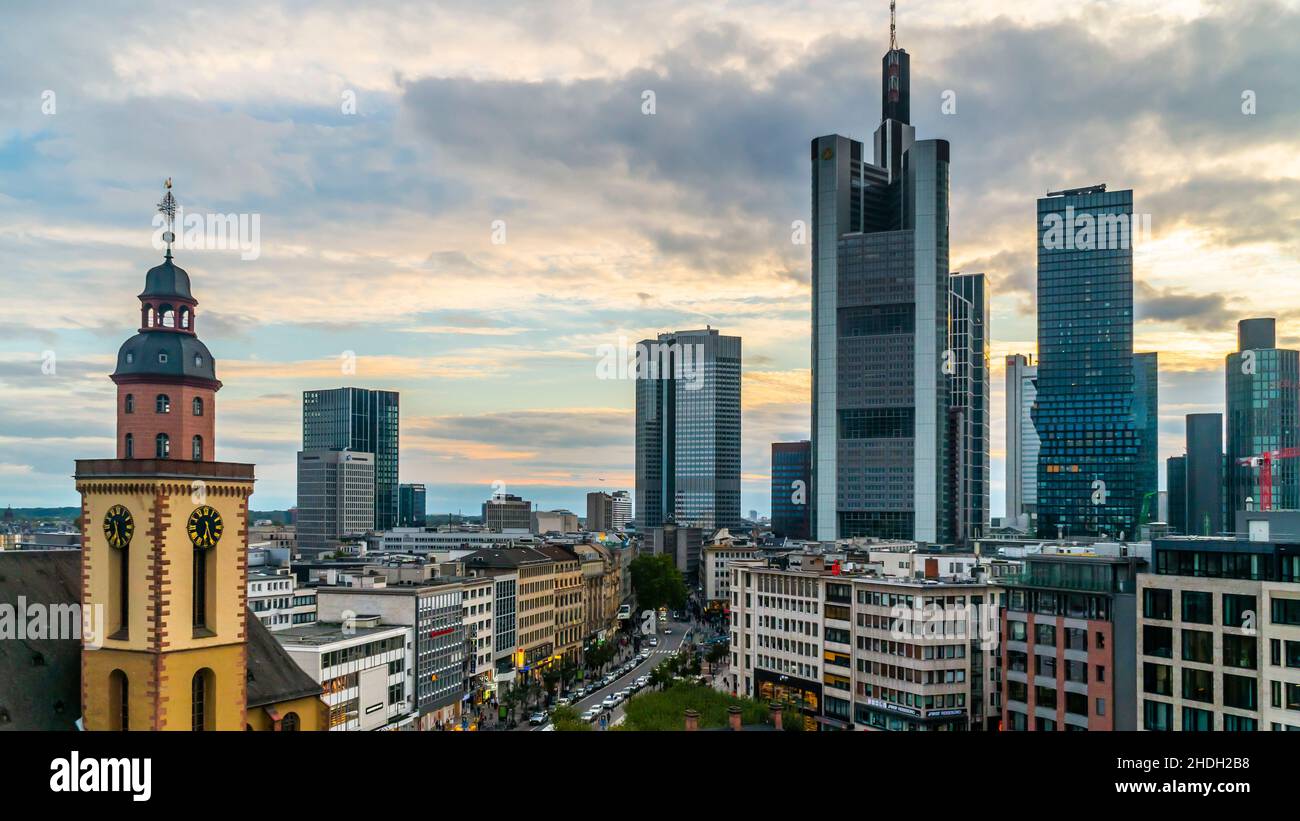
[302,387,399,531]
[635,327,742,532]
[1134,352,1160,527]
[296,450,375,551]
[1186,413,1225,537]
[948,272,990,544]
[587,491,614,532]
[770,441,812,540]
[1004,354,1039,528]
[482,493,532,532]
[1035,185,1138,540]
[1226,318,1300,514]
[1168,456,1188,535]
[398,483,426,527]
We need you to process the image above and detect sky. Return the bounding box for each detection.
[1,0,1299,519]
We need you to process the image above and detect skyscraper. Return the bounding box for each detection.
[1185,413,1224,536]
[810,14,956,543]
[634,328,742,532]
[1226,318,1300,513]
[948,272,990,543]
[770,441,812,540]
[611,490,632,530]
[398,482,426,527]
[1134,352,1160,526]
[1034,185,1137,539]
[1167,455,1187,534]
[296,450,375,550]
[302,387,399,530]
[1004,353,1039,528]
[587,491,613,531]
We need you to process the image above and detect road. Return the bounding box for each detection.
[530,618,693,731]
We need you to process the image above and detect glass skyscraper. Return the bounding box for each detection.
[810,28,967,543]
[948,273,990,543]
[770,441,811,540]
[1034,185,1137,539]
[302,387,400,530]
[1133,351,1160,525]
[1185,412,1224,535]
[1167,455,1187,534]
[1004,353,1039,527]
[634,328,741,531]
[1225,318,1300,513]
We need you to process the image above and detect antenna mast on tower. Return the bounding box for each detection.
[890,0,897,50]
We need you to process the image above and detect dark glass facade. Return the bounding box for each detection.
[1185,413,1224,536]
[1034,187,1137,539]
[303,387,400,530]
[1167,455,1187,534]
[398,483,426,527]
[949,273,990,543]
[770,441,811,539]
[1133,352,1159,525]
[1225,318,1300,513]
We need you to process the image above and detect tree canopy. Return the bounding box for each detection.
[628,553,688,612]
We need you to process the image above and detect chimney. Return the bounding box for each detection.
[684,709,699,732]
[728,705,743,732]
[769,702,783,730]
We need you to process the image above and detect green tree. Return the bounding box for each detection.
[550,705,592,732]
[628,554,688,612]
[706,642,728,674]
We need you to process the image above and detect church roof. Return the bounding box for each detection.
[139,253,194,301]
[0,550,83,731]
[113,332,217,383]
[245,610,324,708]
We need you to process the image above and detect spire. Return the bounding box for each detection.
[156,177,177,258]
[890,0,897,51]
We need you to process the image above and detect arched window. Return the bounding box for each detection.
[193,540,208,629]
[160,305,175,328]
[155,433,170,459]
[191,669,211,731]
[180,307,191,329]
[281,712,300,732]
[192,397,203,416]
[124,394,134,414]
[192,435,203,461]
[156,394,170,414]
[124,433,134,458]
[110,670,129,731]
[145,307,155,328]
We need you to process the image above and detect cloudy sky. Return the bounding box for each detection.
[2,0,1298,519]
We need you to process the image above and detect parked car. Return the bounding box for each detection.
[529,711,548,726]
[582,708,600,722]
[556,696,571,707]
[601,696,618,709]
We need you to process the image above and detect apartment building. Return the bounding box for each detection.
[463,548,557,681]
[702,542,758,605]
[999,549,1146,730]
[277,618,414,731]
[462,575,495,696]
[538,544,584,666]
[1136,512,1300,731]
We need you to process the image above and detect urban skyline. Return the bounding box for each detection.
[4,3,1298,521]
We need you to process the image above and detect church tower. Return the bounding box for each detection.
[77,181,254,730]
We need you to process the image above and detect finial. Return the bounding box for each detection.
[890,0,897,51]
[157,177,177,257]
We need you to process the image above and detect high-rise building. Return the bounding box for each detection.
[771,441,811,540]
[296,450,375,551]
[1134,352,1160,526]
[635,327,742,532]
[810,15,955,543]
[948,272,990,544]
[482,492,531,531]
[1167,455,1188,535]
[1004,354,1039,528]
[587,491,613,531]
[1186,413,1225,536]
[398,482,426,527]
[611,490,632,530]
[1226,318,1300,514]
[302,387,399,530]
[1034,185,1137,539]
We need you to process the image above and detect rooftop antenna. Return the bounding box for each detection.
[890,0,897,51]
[157,177,177,257]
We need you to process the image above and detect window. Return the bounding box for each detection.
[1181,629,1213,664]
[1182,591,1212,624]
[1182,706,1212,731]
[1287,641,1300,669]
[1143,662,1172,696]
[1143,588,1172,620]
[192,397,203,416]
[1224,714,1257,731]
[191,670,210,731]
[1034,623,1056,647]
[193,543,208,630]
[1289,682,1300,711]
[155,433,169,459]
[156,394,171,414]
[124,433,134,459]
[1273,597,1300,626]
[1064,627,1087,651]
[281,712,300,732]
[1223,634,1257,669]
[125,394,134,414]
[1143,700,1172,731]
[1065,691,1088,717]
[110,670,129,731]
[1035,686,1057,709]
[192,435,203,462]
[1182,668,1213,703]
[1143,625,1172,658]
[1009,621,1027,642]
[1223,593,1256,629]
[158,352,168,364]
[1223,674,1258,710]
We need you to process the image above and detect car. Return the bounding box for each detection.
[556,696,571,707]
[648,637,658,647]
[601,696,618,709]
[582,708,599,722]
[529,711,548,726]
[662,628,672,635]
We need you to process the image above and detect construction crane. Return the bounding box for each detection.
[1236,446,1300,511]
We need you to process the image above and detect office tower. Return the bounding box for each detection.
[1134,352,1160,525]
[587,491,613,531]
[770,441,812,540]
[296,450,375,550]
[532,509,578,533]
[398,482,426,527]
[1184,413,1225,536]
[1167,456,1187,534]
[1005,354,1040,528]
[949,272,990,543]
[811,13,953,543]
[635,327,742,532]
[1226,318,1300,513]
[482,493,531,531]
[611,490,632,530]
[302,387,399,530]
[1034,185,1137,539]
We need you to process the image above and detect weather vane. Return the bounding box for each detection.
[157,177,177,254]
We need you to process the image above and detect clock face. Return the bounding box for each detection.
[187,505,224,549]
[102,505,134,549]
